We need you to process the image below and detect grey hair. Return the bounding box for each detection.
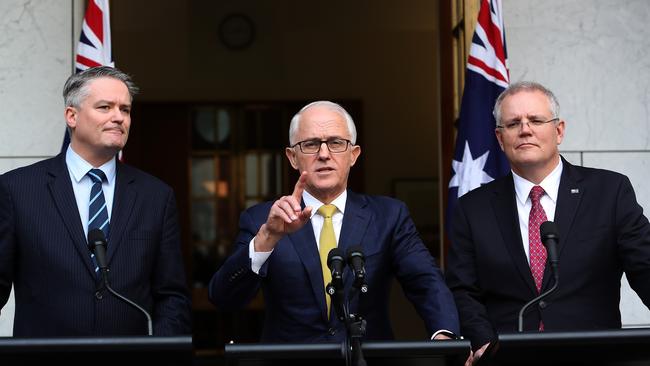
[289,101,358,145]
[63,66,139,108]
[493,81,560,126]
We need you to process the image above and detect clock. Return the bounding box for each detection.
[218,13,256,50]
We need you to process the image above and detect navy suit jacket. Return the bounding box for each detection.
[446,157,650,349]
[209,191,459,342]
[0,153,191,336]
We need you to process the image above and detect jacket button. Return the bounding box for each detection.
[95,291,103,300]
[538,300,547,309]
[328,328,336,336]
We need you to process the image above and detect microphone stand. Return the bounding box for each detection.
[517,273,558,332]
[344,285,367,366]
[100,268,153,336]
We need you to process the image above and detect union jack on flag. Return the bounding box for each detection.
[62,0,115,153]
[75,0,113,72]
[446,0,510,233]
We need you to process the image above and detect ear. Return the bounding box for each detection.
[65,106,77,129]
[495,128,505,151]
[285,147,299,170]
[555,119,565,145]
[349,145,361,167]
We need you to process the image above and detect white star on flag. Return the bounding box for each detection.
[449,141,494,197]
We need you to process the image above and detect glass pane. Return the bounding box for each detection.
[191,158,215,197]
[245,153,258,196]
[260,153,271,197]
[216,108,231,149]
[191,201,216,243]
[192,107,216,149]
[217,155,230,198]
[275,154,283,196]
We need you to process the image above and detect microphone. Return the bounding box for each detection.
[346,245,368,293]
[327,248,345,289]
[517,221,560,332]
[88,229,109,280]
[540,221,560,280]
[326,248,346,321]
[87,229,153,336]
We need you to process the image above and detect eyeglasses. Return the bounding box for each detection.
[496,117,559,132]
[291,138,352,154]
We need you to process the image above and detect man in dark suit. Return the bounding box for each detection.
[446,81,650,364]
[0,66,191,336]
[209,101,459,342]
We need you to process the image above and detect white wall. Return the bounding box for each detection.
[0,0,79,336]
[504,0,650,327]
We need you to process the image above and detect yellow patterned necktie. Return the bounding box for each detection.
[318,204,337,319]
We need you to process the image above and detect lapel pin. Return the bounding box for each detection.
[570,188,579,194]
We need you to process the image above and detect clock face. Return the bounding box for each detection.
[218,14,255,50]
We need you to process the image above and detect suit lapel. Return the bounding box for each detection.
[338,191,371,257]
[551,159,583,262]
[287,219,329,322]
[106,163,137,265]
[47,154,96,278]
[491,174,538,295]
[338,192,371,297]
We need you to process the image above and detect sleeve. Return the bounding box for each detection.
[445,198,497,350]
[208,209,266,311]
[0,176,15,310]
[615,175,650,307]
[391,200,460,336]
[151,190,192,335]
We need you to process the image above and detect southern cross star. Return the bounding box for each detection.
[449,141,494,197]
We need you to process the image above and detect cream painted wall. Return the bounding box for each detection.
[504,0,650,327]
[0,0,80,336]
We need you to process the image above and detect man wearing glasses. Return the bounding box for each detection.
[210,101,460,342]
[446,81,650,364]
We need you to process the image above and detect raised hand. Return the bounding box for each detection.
[254,171,313,252]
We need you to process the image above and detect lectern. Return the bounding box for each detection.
[0,336,192,365]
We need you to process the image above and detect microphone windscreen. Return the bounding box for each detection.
[540,221,559,240]
[88,228,106,244]
[346,245,364,259]
[328,248,344,265]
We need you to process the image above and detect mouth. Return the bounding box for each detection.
[516,142,538,149]
[315,167,335,174]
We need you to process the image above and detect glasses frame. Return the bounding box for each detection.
[496,117,559,131]
[290,138,352,154]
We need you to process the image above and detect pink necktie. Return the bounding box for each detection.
[528,186,548,293]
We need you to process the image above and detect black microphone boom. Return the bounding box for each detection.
[517,221,560,332]
[326,248,346,321]
[346,245,368,293]
[87,228,153,336]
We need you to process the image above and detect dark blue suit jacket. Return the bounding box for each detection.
[209,191,459,342]
[0,153,191,336]
[446,158,650,349]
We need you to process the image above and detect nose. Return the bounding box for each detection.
[317,141,331,159]
[111,106,125,123]
[518,120,533,134]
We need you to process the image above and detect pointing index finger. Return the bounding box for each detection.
[291,171,308,206]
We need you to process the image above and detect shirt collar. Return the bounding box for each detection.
[65,145,117,184]
[303,190,347,219]
[512,157,563,206]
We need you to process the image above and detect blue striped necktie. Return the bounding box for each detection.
[87,168,110,274]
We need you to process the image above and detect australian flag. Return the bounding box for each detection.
[62,0,114,152]
[446,0,510,233]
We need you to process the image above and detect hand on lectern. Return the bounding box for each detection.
[465,342,490,366]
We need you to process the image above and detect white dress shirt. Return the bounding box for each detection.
[65,146,116,239]
[512,158,563,263]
